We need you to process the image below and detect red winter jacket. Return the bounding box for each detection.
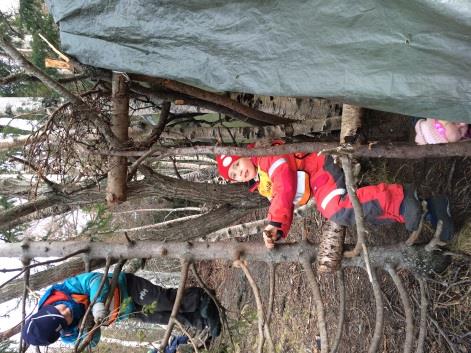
[251,152,320,238]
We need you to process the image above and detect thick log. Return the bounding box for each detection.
[111,141,471,159]
[106,72,129,206]
[0,241,447,274]
[129,82,267,126]
[130,75,290,125]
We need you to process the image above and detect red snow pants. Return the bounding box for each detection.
[300,154,406,227]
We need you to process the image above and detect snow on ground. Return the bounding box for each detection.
[0,0,19,14]
[0,97,43,115]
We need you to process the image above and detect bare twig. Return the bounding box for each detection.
[103,259,126,320]
[386,265,414,353]
[301,258,328,353]
[9,155,62,193]
[234,259,274,353]
[170,156,183,179]
[362,244,373,282]
[367,268,384,353]
[190,263,229,343]
[0,321,22,341]
[266,263,276,326]
[329,270,345,353]
[429,317,458,353]
[341,156,367,258]
[142,101,171,147]
[415,278,427,353]
[0,248,89,293]
[37,33,70,63]
[159,259,191,351]
[19,255,31,353]
[0,248,89,274]
[112,214,202,233]
[425,220,446,252]
[405,201,428,246]
[75,258,113,353]
[172,318,200,353]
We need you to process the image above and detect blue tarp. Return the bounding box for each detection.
[46,0,471,122]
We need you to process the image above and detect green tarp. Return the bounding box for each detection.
[46,0,471,122]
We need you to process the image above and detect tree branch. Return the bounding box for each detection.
[0,241,447,272]
[128,82,267,126]
[266,263,276,326]
[19,256,30,353]
[329,270,345,353]
[159,259,191,351]
[190,263,230,344]
[386,265,414,353]
[367,267,384,353]
[142,101,171,147]
[415,278,427,353]
[75,258,112,353]
[301,257,328,353]
[234,259,274,353]
[341,156,367,258]
[130,75,290,125]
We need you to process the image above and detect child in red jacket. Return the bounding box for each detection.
[217,144,454,249]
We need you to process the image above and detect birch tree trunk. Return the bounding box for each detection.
[340,104,363,143]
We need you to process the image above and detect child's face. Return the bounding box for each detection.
[228,157,257,182]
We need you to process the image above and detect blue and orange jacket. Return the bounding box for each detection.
[38,272,133,347]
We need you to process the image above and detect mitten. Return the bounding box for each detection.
[92,302,107,323]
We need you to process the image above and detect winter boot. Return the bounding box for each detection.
[400,184,422,232]
[425,196,455,241]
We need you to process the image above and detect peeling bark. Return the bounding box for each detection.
[340,104,363,143]
[161,117,341,142]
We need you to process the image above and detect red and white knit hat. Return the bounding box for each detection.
[216,154,240,180]
[415,118,448,145]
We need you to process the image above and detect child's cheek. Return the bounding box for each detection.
[444,123,463,142]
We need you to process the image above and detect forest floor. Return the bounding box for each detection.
[194,111,471,353]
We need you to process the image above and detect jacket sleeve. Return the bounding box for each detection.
[87,273,110,303]
[264,155,297,238]
[67,272,110,303]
